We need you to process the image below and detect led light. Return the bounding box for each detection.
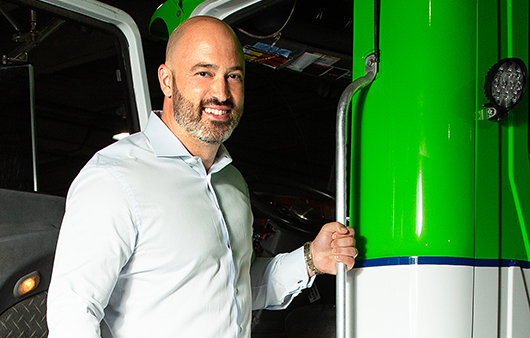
[14,271,40,297]
[484,58,528,121]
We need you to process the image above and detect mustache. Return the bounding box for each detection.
[201,97,234,108]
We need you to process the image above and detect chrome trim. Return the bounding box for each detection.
[336,53,377,338]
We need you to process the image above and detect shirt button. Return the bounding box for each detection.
[235,287,239,294]
[297,280,303,284]
[239,326,242,333]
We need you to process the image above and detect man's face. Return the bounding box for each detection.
[170,27,245,145]
[171,80,242,145]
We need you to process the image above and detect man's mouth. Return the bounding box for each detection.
[204,107,229,116]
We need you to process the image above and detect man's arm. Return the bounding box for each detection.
[250,246,312,310]
[250,222,356,310]
[47,165,137,338]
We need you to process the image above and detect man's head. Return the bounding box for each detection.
[158,16,245,145]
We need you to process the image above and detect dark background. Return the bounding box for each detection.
[0,0,353,196]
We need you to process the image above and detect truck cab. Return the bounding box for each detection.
[0,1,528,337]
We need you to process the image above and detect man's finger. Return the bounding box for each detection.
[332,236,355,248]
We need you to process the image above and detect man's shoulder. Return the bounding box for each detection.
[215,164,249,193]
[214,161,242,178]
[67,132,151,196]
[88,131,150,168]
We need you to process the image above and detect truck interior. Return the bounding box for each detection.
[0,0,352,336]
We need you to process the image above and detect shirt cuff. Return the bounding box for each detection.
[282,246,316,291]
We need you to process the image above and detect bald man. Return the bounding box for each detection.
[47,17,356,338]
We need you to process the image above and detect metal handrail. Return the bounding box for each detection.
[336,53,378,338]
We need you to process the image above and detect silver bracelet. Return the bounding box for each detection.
[304,241,323,275]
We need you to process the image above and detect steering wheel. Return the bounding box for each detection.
[247,175,335,255]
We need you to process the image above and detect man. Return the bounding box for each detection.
[47,16,356,338]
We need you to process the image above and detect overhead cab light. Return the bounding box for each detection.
[484,58,528,121]
[113,132,130,141]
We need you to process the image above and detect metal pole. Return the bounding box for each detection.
[335,54,377,338]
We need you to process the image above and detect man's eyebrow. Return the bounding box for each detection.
[192,63,217,71]
[191,63,244,73]
[227,65,244,73]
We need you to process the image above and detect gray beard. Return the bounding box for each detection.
[172,87,241,145]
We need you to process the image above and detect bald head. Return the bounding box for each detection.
[157,15,246,158]
[165,16,244,69]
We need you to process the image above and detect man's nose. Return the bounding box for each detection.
[210,77,230,103]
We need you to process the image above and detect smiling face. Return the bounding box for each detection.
[170,77,242,145]
[163,17,245,145]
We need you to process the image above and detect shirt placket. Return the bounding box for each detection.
[205,173,241,337]
[185,156,241,336]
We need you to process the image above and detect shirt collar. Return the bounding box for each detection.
[143,111,232,172]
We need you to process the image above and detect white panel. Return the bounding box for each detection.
[472,267,499,338]
[351,265,474,338]
[499,266,530,338]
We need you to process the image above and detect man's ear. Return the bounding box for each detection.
[158,64,173,97]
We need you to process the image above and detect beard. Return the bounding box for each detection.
[172,85,243,145]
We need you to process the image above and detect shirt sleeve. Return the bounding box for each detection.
[250,246,315,310]
[47,164,138,338]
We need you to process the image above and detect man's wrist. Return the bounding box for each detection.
[304,241,323,276]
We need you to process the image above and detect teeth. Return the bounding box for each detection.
[204,107,228,116]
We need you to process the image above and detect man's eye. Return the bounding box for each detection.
[228,74,242,81]
[198,71,208,77]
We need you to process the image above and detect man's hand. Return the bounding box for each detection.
[307,222,357,276]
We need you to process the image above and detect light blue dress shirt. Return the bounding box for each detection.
[47,112,313,338]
